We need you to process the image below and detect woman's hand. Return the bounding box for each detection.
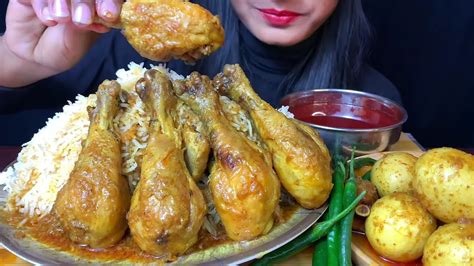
[0,0,123,87]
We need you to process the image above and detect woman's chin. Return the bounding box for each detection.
[252,27,310,47]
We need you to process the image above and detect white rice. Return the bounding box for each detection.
[277,105,295,119]
[0,95,96,216]
[0,61,291,220]
[114,62,184,189]
[219,95,257,143]
[0,62,183,217]
[114,63,150,189]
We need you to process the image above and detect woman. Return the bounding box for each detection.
[0,0,400,144]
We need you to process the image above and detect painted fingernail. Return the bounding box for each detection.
[42,6,54,21]
[100,0,119,20]
[73,3,92,25]
[52,0,69,17]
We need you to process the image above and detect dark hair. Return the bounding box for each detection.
[290,0,371,92]
[172,0,371,94]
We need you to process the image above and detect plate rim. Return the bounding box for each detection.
[0,160,327,265]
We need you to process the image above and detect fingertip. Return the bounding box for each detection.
[50,0,70,22]
[32,1,58,26]
[42,20,59,27]
[89,24,111,33]
[78,23,110,33]
[17,0,32,6]
[72,3,93,26]
[97,0,121,22]
[41,6,56,24]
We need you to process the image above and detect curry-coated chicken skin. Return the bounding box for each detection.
[115,0,224,63]
[127,70,206,258]
[214,64,333,209]
[176,100,210,181]
[53,81,131,248]
[174,73,280,241]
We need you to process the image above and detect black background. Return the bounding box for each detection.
[363,0,474,148]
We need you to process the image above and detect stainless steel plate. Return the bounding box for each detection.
[0,161,326,265]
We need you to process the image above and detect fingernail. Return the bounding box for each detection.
[52,0,69,17]
[42,6,54,21]
[100,0,119,20]
[73,3,92,25]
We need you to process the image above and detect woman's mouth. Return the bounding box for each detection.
[258,8,302,27]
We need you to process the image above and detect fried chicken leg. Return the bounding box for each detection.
[106,0,224,63]
[176,100,210,181]
[127,70,206,258]
[174,73,280,241]
[54,81,130,248]
[215,64,333,209]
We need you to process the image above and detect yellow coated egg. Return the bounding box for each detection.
[371,152,417,196]
[413,147,474,223]
[423,223,474,266]
[365,192,436,262]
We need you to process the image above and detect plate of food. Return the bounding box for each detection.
[350,149,474,265]
[0,63,334,264]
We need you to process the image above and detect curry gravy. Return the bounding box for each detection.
[1,204,298,263]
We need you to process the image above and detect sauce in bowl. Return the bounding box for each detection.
[282,90,405,131]
[281,89,407,155]
[290,103,400,130]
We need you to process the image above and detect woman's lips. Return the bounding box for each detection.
[258,8,302,27]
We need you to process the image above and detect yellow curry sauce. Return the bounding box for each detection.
[1,204,298,263]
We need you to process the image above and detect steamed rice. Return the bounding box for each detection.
[277,105,295,119]
[0,62,182,217]
[219,95,257,143]
[114,62,183,189]
[0,61,293,221]
[114,62,152,189]
[0,95,96,216]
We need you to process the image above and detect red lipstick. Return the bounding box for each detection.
[258,8,302,27]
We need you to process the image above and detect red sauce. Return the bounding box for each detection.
[288,103,400,129]
[299,115,377,129]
